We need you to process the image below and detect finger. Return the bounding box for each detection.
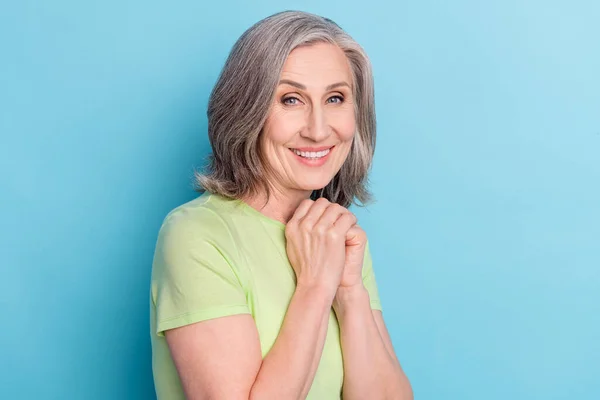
[300,197,331,228]
[333,212,358,234]
[315,203,347,228]
[345,224,366,246]
[289,199,314,223]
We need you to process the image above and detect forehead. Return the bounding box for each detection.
[280,42,352,87]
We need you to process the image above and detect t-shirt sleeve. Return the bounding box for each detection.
[151,210,250,336]
[362,241,383,311]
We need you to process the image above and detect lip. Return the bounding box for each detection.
[290,145,334,152]
[289,146,334,167]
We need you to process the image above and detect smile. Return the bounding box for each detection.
[291,148,332,159]
[289,146,334,167]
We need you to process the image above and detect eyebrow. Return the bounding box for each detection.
[278,79,351,91]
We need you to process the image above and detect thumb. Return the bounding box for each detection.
[345,225,365,247]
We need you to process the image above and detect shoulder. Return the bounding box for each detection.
[156,192,239,252]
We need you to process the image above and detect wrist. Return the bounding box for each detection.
[295,281,336,306]
[332,284,369,314]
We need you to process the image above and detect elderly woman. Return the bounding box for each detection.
[150,10,413,400]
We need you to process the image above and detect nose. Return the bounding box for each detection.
[300,105,331,142]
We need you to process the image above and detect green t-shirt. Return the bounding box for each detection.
[150,192,383,399]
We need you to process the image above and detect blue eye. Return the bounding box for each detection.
[327,95,344,104]
[282,96,300,105]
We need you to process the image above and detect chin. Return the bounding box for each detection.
[296,176,334,192]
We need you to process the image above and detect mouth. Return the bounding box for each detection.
[288,146,334,167]
[289,146,334,159]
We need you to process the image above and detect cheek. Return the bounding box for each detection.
[263,109,302,145]
[334,111,356,141]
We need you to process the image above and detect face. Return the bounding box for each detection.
[260,42,356,197]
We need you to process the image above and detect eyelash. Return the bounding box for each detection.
[282,95,344,106]
[327,95,344,104]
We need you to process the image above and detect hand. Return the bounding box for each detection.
[338,223,368,290]
[285,198,357,297]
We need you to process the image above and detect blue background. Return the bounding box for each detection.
[1,1,598,399]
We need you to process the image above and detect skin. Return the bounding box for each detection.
[255,41,365,291]
[258,41,356,211]
[165,42,413,399]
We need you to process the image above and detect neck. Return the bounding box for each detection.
[242,186,313,225]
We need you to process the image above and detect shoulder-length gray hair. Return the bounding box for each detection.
[194,10,376,208]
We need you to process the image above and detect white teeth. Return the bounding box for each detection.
[292,148,331,159]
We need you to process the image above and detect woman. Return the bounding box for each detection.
[150,10,413,400]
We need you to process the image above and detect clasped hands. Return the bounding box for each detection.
[284,197,367,303]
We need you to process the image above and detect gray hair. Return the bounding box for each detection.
[194,10,376,208]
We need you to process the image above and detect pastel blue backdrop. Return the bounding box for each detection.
[1,1,598,399]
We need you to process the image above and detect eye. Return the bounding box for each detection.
[282,96,301,106]
[327,95,344,104]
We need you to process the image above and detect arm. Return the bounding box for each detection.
[333,285,413,400]
[166,281,335,400]
[161,198,355,399]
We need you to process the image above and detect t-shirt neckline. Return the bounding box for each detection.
[234,198,286,230]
